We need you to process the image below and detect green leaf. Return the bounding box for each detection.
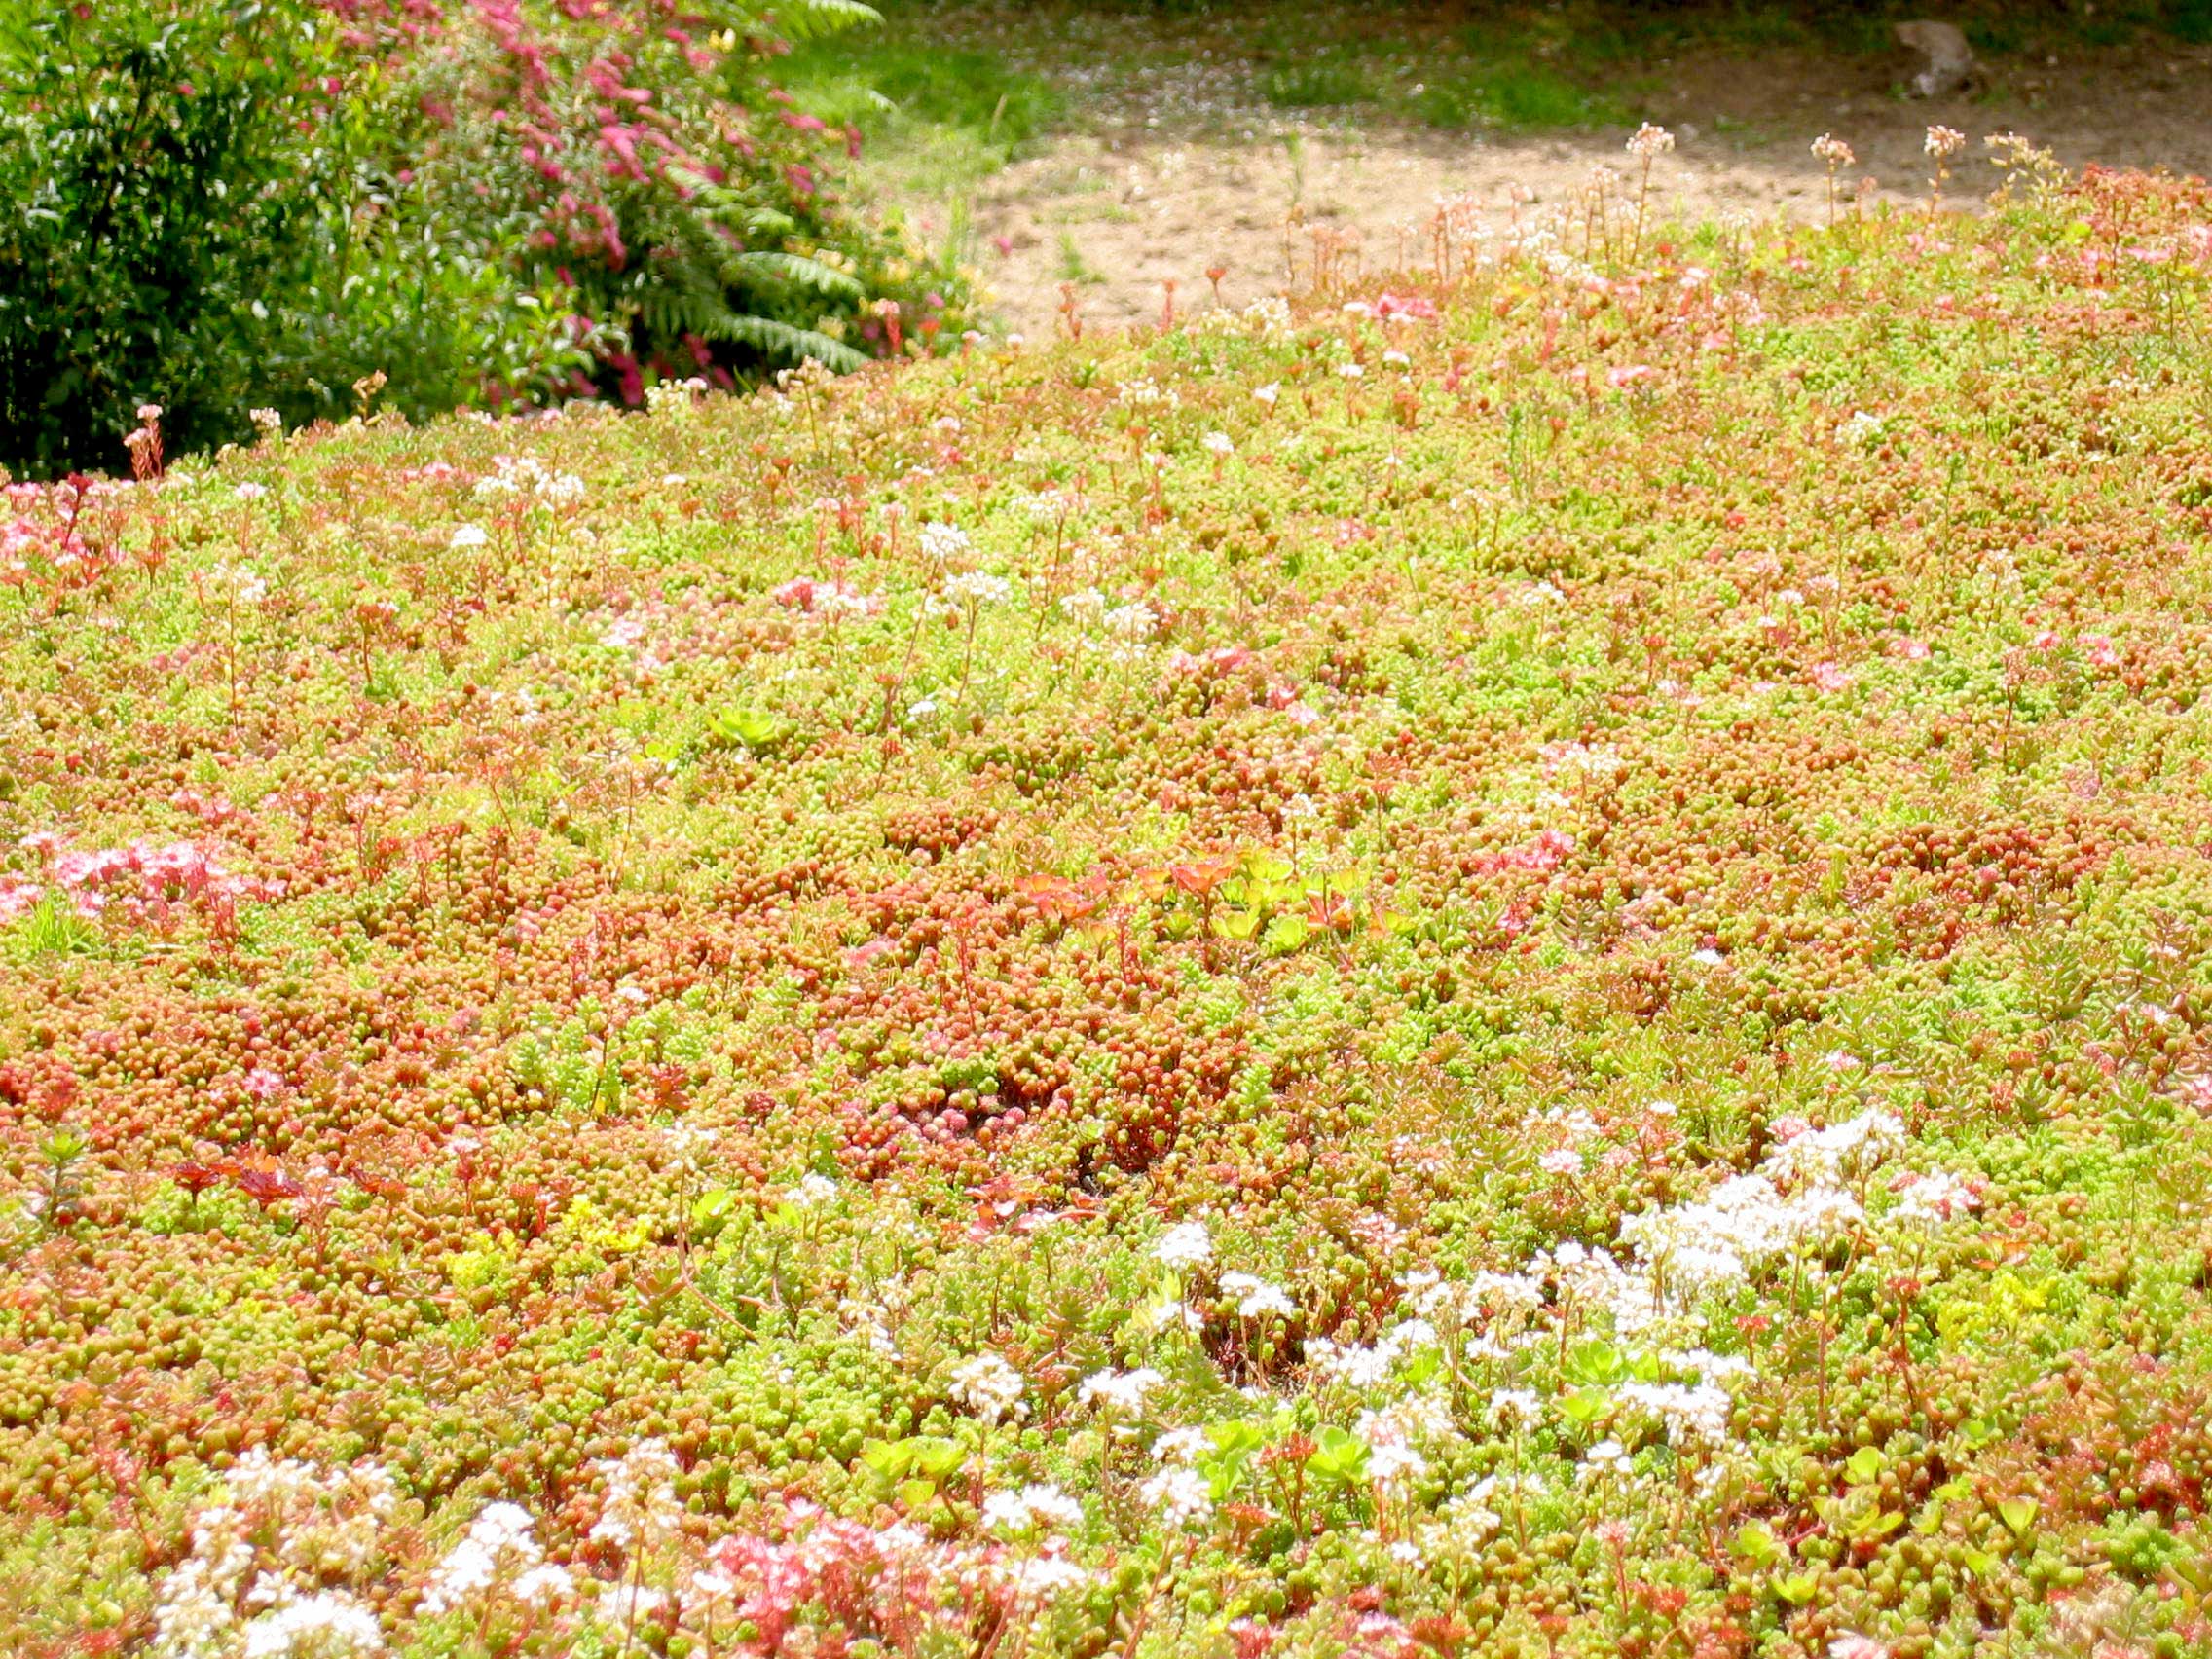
[1846,1508,1903,1541]
[1305,1426,1370,1486]
[1730,1521,1783,1567]
[711,707,792,751]
[693,307,866,374]
[1565,1339,1625,1387]
[690,1186,737,1230]
[861,1438,913,1479]
[1774,1572,1819,1605]
[1212,907,1261,940]
[1558,1386,1611,1426]
[1845,1448,1885,1486]
[1996,1496,2039,1539]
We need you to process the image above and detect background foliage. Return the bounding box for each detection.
[0,0,968,478]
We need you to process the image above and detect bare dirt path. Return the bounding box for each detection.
[947,36,2212,336]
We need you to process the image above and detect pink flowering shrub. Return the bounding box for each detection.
[0,0,967,475]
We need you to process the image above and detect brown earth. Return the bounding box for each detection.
[935,35,2212,337]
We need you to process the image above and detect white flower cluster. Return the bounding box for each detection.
[1078,1367,1164,1413]
[644,377,709,418]
[152,1452,399,1659]
[1057,589,1158,660]
[1220,1271,1295,1318]
[474,454,586,508]
[1419,1487,1502,1557]
[1138,1466,1213,1528]
[919,521,975,566]
[1307,1319,1438,1389]
[1840,410,1888,447]
[1615,1381,1733,1450]
[980,1483,1085,1536]
[1618,1172,1864,1301]
[948,1352,1029,1423]
[943,570,1014,607]
[1154,1220,1213,1270]
[1617,1112,1907,1305]
[997,1551,1093,1599]
[1193,295,1295,346]
[1762,1111,1906,1183]
[588,1439,683,1553]
[1886,1167,1981,1229]
[1115,377,1181,412]
[421,1502,572,1615]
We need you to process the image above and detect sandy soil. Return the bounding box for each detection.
[946,36,2212,337]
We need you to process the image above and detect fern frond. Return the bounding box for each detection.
[732,250,864,301]
[695,308,866,372]
[774,0,883,46]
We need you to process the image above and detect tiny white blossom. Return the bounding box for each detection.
[1219,1271,1296,1318]
[1078,1367,1165,1413]
[1138,1466,1213,1528]
[948,1352,1028,1423]
[1155,1221,1213,1270]
[944,570,1014,607]
[919,521,974,566]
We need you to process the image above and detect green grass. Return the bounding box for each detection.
[1251,14,1638,132]
[780,16,1064,195]
[1053,230,1105,285]
[1413,50,1632,132]
[1261,54,1376,110]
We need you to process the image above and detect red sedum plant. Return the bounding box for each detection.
[4,149,2212,1659]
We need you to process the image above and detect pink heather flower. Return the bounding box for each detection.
[1889,636,1931,660]
[1811,662,1853,693]
[245,1067,286,1099]
[1830,1639,1890,1659]
[2084,635,2120,668]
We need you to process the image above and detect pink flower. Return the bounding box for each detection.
[1373,292,1438,322]
[0,876,41,923]
[1811,662,1854,693]
[1889,636,1931,660]
[2083,634,2120,668]
[1607,364,1654,390]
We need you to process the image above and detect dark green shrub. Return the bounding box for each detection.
[0,1,335,475]
[0,0,968,477]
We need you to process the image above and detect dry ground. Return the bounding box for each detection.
[928,30,2212,335]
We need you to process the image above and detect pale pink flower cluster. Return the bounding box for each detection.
[11,832,280,931]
